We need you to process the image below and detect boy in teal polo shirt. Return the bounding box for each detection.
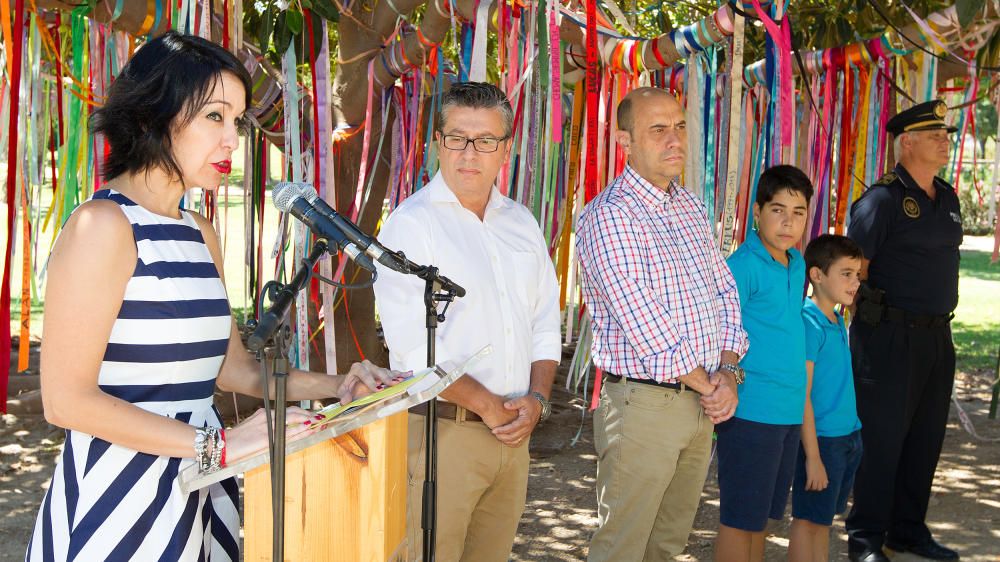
[715,165,813,562]
[788,235,864,562]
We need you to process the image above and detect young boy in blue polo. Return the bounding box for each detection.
[715,165,813,562]
[788,234,864,562]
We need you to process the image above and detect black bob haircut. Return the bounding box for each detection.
[756,164,814,207]
[90,30,253,184]
[804,234,863,275]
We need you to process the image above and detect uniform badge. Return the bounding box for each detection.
[902,196,921,218]
[875,171,897,186]
[934,101,947,119]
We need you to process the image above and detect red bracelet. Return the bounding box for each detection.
[220,428,227,468]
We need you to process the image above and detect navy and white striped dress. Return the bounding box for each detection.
[27,190,239,561]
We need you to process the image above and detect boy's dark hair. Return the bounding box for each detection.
[90,30,253,184]
[437,82,514,137]
[805,234,864,274]
[756,165,814,206]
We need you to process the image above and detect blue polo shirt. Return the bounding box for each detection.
[726,231,807,425]
[803,299,862,437]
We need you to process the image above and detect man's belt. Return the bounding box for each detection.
[884,307,954,328]
[409,401,484,423]
[605,373,696,392]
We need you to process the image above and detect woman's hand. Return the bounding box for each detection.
[336,361,405,404]
[224,407,319,464]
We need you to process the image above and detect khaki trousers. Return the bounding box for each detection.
[587,378,714,562]
[405,413,529,562]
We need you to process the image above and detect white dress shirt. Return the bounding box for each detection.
[373,171,562,399]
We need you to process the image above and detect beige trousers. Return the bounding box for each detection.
[405,412,529,562]
[587,378,714,562]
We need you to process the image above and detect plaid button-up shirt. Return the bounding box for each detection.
[575,167,748,382]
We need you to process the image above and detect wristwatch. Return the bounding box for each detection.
[718,363,746,385]
[531,391,552,422]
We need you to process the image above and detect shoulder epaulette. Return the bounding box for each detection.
[873,171,898,187]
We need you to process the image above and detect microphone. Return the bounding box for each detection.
[277,182,412,275]
[274,182,466,298]
[272,182,375,272]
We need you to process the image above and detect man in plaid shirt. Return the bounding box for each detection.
[576,87,749,561]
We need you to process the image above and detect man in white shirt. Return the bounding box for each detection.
[373,82,561,562]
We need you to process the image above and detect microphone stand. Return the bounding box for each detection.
[358,241,464,562]
[416,265,462,562]
[251,198,463,561]
[247,239,328,562]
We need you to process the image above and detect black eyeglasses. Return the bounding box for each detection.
[440,134,509,153]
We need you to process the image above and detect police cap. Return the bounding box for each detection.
[886,100,958,136]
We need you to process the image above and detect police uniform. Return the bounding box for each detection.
[845,101,963,561]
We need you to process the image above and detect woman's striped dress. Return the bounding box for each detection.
[27,190,239,561]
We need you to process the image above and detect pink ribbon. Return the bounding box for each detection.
[750,0,793,158]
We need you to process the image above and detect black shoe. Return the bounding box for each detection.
[847,549,890,562]
[885,537,959,560]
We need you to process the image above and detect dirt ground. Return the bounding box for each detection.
[511,365,1000,561]
[2,343,999,561]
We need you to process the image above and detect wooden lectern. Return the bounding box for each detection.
[179,349,488,562]
[243,414,408,561]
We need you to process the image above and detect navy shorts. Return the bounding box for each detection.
[791,429,863,526]
[716,417,801,532]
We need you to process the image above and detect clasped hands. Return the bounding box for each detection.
[681,367,738,424]
[482,394,541,449]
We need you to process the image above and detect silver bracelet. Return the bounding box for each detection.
[193,428,209,472]
[195,427,225,474]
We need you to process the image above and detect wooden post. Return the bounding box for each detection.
[244,413,408,561]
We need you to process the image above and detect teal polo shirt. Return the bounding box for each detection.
[802,299,862,437]
[726,231,807,425]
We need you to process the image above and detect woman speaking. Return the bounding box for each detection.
[25,31,391,561]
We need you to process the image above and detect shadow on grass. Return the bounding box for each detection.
[960,249,1000,283]
[953,322,1000,375]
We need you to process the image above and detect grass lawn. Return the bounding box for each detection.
[953,236,1000,379]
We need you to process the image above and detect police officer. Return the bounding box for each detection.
[845,100,963,562]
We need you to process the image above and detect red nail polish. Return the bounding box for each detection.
[314,414,324,420]
[304,421,312,426]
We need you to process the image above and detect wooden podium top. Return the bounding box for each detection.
[178,346,491,493]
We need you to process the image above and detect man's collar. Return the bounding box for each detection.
[894,163,951,194]
[427,171,511,211]
[622,166,680,206]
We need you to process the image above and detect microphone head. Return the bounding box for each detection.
[272,182,316,212]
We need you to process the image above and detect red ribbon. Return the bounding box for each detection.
[1,0,25,413]
[584,0,598,202]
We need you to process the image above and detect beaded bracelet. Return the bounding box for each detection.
[220,429,227,468]
[195,427,226,474]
